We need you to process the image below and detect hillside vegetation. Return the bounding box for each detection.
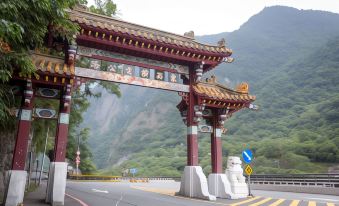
[82,6,339,175]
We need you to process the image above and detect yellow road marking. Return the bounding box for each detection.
[269,199,285,206]
[230,196,262,206]
[308,201,316,206]
[131,186,176,196]
[70,180,121,182]
[249,198,272,206]
[132,186,271,206]
[327,203,335,206]
[131,185,236,205]
[290,200,300,206]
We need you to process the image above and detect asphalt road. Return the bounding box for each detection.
[65,181,339,206]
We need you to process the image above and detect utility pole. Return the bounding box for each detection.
[38,126,49,185]
[35,159,39,185]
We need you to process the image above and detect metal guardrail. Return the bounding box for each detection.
[68,173,339,188]
[67,175,181,182]
[247,173,339,188]
[68,174,121,181]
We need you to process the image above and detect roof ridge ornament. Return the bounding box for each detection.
[74,3,87,11]
[236,82,249,94]
[206,75,217,84]
[223,57,234,63]
[184,31,194,39]
[217,38,226,48]
[195,61,204,82]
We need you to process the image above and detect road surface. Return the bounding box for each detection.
[64,181,339,206]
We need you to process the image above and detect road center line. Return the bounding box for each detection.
[65,193,89,206]
[92,188,109,193]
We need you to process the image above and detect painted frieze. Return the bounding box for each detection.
[77,46,189,74]
[75,46,189,92]
[75,67,189,92]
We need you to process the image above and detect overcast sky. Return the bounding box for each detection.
[88,0,339,35]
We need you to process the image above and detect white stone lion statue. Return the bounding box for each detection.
[225,156,248,197]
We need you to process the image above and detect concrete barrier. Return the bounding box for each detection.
[251,184,339,196]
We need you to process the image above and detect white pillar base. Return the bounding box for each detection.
[45,162,68,206]
[208,173,234,199]
[208,173,248,200]
[177,166,216,200]
[4,170,27,206]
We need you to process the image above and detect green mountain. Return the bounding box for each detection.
[82,6,339,175]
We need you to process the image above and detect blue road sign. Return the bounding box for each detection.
[242,149,253,164]
[130,168,138,174]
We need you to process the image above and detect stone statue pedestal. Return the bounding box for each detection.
[224,156,248,199]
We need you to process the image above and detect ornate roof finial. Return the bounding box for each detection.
[74,3,88,11]
[236,82,249,93]
[217,38,226,48]
[184,31,194,38]
[206,75,217,84]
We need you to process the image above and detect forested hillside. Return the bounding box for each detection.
[82,6,339,175]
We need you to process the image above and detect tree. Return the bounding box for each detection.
[0,0,78,127]
[0,0,120,175]
[89,0,117,17]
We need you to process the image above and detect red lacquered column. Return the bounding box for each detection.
[54,85,72,162]
[12,79,34,170]
[211,115,223,173]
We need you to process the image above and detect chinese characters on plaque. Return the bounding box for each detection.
[124,66,134,76]
[90,60,100,70]
[76,55,182,84]
[155,71,164,81]
[169,73,178,83]
[140,68,150,78]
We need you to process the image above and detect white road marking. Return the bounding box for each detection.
[65,193,89,206]
[91,188,109,193]
[308,198,339,202]
[115,193,124,206]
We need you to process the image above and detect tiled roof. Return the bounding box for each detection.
[69,7,232,56]
[193,82,255,102]
[31,53,75,76]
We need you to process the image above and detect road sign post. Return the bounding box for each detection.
[243,149,254,197]
[245,164,253,197]
[248,174,252,197]
[130,168,138,178]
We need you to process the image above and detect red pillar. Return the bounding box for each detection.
[187,66,198,166]
[12,80,34,170]
[211,113,223,173]
[54,85,72,162]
